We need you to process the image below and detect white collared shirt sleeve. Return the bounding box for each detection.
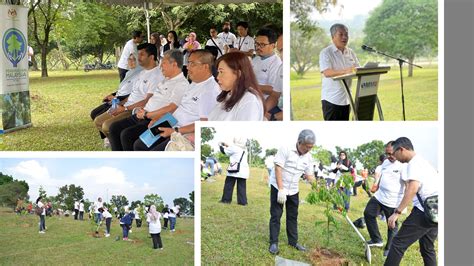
[319,48,332,72]
[198,85,219,119]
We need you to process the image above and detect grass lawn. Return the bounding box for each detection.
[1,70,119,151]
[201,167,437,265]
[0,207,194,265]
[290,66,438,121]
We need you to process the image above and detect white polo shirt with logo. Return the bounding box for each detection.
[117,39,137,70]
[144,72,189,112]
[124,66,164,107]
[208,91,263,121]
[270,145,314,196]
[172,76,220,127]
[252,54,282,98]
[406,154,439,212]
[234,36,255,52]
[319,43,360,105]
[205,37,226,58]
[374,159,408,208]
[217,32,237,47]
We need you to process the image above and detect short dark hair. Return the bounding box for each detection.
[392,137,414,151]
[236,21,249,29]
[379,154,386,162]
[385,140,395,147]
[132,30,142,39]
[189,49,214,71]
[138,43,158,61]
[256,28,277,44]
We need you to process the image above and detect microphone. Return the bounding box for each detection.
[361,45,375,52]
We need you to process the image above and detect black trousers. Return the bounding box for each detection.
[151,233,163,249]
[322,100,350,121]
[163,218,168,228]
[79,211,84,220]
[221,176,247,205]
[105,217,112,234]
[353,180,372,197]
[269,185,299,245]
[118,68,128,82]
[384,207,438,266]
[364,197,398,251]
[136,219,142,227]
[133,137,170,151]
[108,114,150,151]
[74,209,79,220]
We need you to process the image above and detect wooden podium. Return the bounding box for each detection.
[333,66,390,120]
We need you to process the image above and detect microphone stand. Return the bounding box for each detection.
[364,47,422,121]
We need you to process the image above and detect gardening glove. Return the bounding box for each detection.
[277,188,287,205]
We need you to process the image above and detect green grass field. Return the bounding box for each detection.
[291,66,438,121]
[201,167,437,265]
[1,70,119,151]
[0,207,194,265]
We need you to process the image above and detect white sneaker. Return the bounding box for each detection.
[105,234,110,237]
[39,231,45,234]
[103,138,111,148]
[129,229,132,233]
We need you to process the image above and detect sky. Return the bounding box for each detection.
[1,158,194,205]
[204,122,439,169]
[313,0,383,21]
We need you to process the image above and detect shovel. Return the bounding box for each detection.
[344,214,371,264]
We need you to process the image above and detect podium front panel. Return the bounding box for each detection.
[356,95,377,120]
[355,74,382,120]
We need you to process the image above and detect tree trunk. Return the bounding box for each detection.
[41,45,48,77]
[408,57,414,77]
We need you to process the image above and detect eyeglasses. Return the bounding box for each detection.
[188,61,204,67]
[255,42,274,48]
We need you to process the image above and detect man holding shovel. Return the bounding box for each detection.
[268,129,316,255]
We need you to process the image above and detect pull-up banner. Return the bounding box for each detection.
[0,4,31,133]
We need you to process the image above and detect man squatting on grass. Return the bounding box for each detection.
[268,129,316,255]
[384,137,439,266]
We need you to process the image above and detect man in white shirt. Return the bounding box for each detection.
[217,21,237,51]
[205,26,225,59]
[269,129,316,255]
[385,137,438,266]
[133,49,220,151]
[229,21,255,57]
[319,24,360,120]
[79,200,85,220]
[95,43,163,149]
[265,33,283,120]
[117,30,143,82]
[108,49,188,151]
[93,197,104,225]
[252,28,282,101]
[364,141,407,256]
[168,205,180,232]
[74,200,80,220]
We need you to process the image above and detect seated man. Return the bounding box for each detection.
[90,53,142,143]
[108,49,189,151]
[132,49,220,151]
[93,43,164,142]
[265,33,283,120]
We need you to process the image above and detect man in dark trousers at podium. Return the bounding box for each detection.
[319,23,360,120]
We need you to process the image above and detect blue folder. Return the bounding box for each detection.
[139,113,178,148]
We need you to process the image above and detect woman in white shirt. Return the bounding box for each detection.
[147,205,163,249]
[209,52,264,121]
[219,137,250,205]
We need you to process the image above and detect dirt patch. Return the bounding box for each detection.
[172,229,185,235]
[309,247,348,266]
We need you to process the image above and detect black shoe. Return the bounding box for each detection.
[366,239,383,247]
[383,249,389,257]
[219,200,231,204]
[269,243,279,255]
[290,243,306,252]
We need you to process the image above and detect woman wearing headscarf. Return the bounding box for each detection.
[182,32,201,77]
[219,137,249,205]
[147,205,163,249]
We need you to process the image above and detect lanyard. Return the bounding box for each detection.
[238,36,247,50]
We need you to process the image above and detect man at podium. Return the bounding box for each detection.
[319,24,360,121]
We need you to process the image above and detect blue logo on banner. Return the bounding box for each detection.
[2,28,26,68]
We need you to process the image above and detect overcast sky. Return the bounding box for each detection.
[204,122,439,169]
[1,158,194,205]
[313,0,383,21]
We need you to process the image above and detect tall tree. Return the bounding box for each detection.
[264,148,278,158]
[353,140,385,172]
[173,197,191,215]
[0,173,14,186]
[363,0,437,77]
[130,200,143,209]
[246,138,263,166]
[311,145,333,166]
[110,195,129,210]
[28,0,66,77]
[290,22,329,77]
[201,127,216,144]
[38,185,47,199]
[143,193,164,211]
[0,181,29,208]
[55,184,84,210]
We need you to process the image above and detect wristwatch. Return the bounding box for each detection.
[394,209,402,215]
[124,106,128,111]
[174,127,179,133]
